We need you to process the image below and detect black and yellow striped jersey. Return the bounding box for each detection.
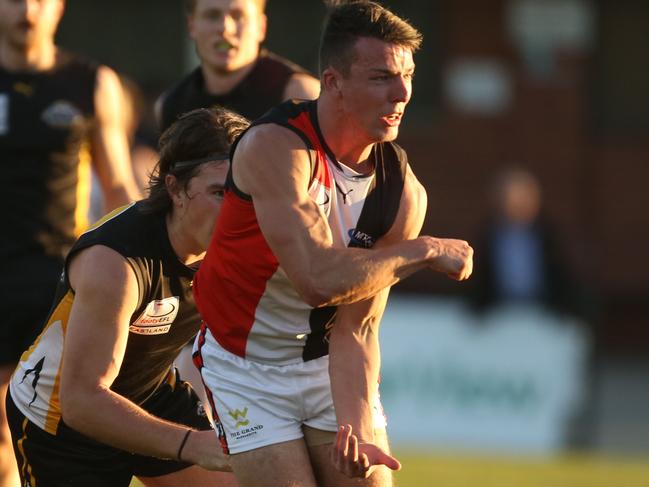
[9,202,202,434]
[0,51,98,263]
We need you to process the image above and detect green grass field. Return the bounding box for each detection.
[392,450,649,487]
[129,450,649,486]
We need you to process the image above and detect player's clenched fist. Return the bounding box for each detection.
[426,237,474,281]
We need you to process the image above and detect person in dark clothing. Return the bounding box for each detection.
[468,167,581,317]
[0,1,140,484]
[157,0,320,132]
[6,107,248,487]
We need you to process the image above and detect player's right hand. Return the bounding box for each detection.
[331,424,401,479]
[428,237,473,281]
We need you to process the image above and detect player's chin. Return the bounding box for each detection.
[373,126,400,143]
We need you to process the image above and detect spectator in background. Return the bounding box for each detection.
[0,1,140,485]
[468,167,581,317]
[156,0,320,132]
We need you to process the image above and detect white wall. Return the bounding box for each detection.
[379,295,590,455]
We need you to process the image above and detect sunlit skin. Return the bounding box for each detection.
[319,37,415,169]
[187,0,266,78]
[166,160,229,264]
[0,0,64,70]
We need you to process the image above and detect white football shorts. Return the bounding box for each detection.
[193,326,387,454]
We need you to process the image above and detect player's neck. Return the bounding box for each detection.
[201,59,256,96]
[0,39,57,72]
[166,213,206,267]
[316,98,374,172]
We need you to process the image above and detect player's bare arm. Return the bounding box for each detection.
[59,245,229,471]
[233,125,473,308]
[91,65,142,210]
[326,166,426,478]
[283,72,321,101]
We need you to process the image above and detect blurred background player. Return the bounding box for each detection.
[6,107,246,487]
[0,0,140,485]
[156,0,321,416]
[157,0,320,132]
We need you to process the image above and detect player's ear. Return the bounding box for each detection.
[186,11,197,40]
[165,175,183,207]
[321,67,342,95]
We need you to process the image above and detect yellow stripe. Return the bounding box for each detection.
[73,140,92,236]
[17,290,75,434]
[18,290,74,365]
[16,416,36,486]
[83,202,134,234]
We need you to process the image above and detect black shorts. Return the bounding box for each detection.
[0,255,63,365]
[6,371,211,487]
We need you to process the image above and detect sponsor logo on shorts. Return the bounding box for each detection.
[130,297,179,335]
[228,407,250,428]
[228,407,264,440]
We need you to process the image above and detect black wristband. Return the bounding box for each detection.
[177,429,192,462]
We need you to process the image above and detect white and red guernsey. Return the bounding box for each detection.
[193,100,407,365]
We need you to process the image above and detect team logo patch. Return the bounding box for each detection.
[130,296,179,335]
[41,100,84,129]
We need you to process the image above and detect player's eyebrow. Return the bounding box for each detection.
[368,67,416,75]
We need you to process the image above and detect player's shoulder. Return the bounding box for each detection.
[237,120,305,156]
[240,100,314,147]
[56,50,99,71]
[156,68,202,130]
[157,67,200,108]
[258,50,312,77]
[73,202,158,259]
[48,50,99,86]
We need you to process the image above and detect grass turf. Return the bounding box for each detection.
[129,450,649,486]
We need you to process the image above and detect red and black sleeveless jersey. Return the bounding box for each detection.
[158,49,313,131]
[0,52,98,262]
[193,99,407,364]
[10,202,203,434]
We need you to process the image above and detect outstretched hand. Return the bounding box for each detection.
[330,425,401,478]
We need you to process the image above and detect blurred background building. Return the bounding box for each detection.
[56,0,648,470]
